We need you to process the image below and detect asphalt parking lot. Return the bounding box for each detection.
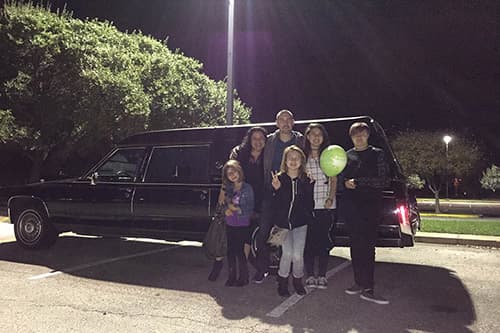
[0,224,499,333]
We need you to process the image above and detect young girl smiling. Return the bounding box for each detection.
[221,160,254,286]
[271,145,315,296]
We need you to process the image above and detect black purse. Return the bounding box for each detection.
[202,211,227,260]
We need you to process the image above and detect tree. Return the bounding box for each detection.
[407,174,425,190]
[0,2,250,182]
[392,131,482,213]
[480,165,500,193]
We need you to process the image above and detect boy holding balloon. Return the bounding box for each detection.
[339,122,390,305]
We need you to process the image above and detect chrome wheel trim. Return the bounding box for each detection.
[17,210,43,245]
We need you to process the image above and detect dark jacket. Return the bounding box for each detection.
[337,145,390,230]
[337,145,390,200]
[272,173,315,230]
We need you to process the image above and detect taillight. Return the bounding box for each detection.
[396,204,410,226]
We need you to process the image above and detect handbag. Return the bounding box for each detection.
[267,225,289,246]
[202,212,227,260]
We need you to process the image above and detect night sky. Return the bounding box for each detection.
[33,0,500,163]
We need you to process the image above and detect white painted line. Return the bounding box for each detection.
[266,260,351,318]
[266,293,307,318]
[325,260,351,279]
[28,246,180,280]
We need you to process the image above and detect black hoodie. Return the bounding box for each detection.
[272,173,315,230]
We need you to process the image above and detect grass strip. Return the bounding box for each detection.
[420,213,480,218]
[421,218,500,236]
[417,198,500,204]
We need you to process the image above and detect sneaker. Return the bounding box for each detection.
[252,271,269,284]
[345,284,364,295]
[316,276,328,289]
[305,276,317,288]
[360,289,389,305]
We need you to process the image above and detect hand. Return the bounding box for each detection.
[325,198,333,208]
[271,171,281,190]
[307,171,315,183]
[345,179,356,189]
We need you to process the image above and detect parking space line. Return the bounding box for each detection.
[28,245,180,280]
[266,261,351,318]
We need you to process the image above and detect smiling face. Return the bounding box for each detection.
[285,150,303,172]
[250,130,266,153]
[226,166,241,184]
[307,127,324,150]
[276,111,294,135]
[350,130,369,150]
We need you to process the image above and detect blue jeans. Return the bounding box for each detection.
[278,225,308,279]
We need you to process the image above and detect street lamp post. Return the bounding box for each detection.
[443,135,452,198]
[226,0,235,125]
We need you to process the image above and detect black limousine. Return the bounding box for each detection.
[0,116,420,250]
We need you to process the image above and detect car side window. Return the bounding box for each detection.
[144,145,209,184]
[95,148,146,182]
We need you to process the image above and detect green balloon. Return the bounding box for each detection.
[320,145,347,176]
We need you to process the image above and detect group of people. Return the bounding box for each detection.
[207,109,390,305]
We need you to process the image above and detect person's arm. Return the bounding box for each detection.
[215,186,226,215]
[244,185,255,216]
[217,187,226,205]
[272,175,288,209]
[304,177,315,212]
[325,176,337,208]
[271,175,288,228]
[229,145,239,160]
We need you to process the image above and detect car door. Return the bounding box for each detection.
[133,144,212,233]
[65,147,147,227]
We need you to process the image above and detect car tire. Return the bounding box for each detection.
[14,207,58,249]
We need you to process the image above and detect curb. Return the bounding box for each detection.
[415,232,500,248]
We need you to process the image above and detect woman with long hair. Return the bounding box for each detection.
[303,123,337,289]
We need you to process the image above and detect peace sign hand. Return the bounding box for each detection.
[271,171,281,190]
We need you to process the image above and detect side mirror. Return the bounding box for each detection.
[89,172,98,185]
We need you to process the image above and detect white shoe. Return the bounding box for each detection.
[316,276,328,289]
[305,276,317,288]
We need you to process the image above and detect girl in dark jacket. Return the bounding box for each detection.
[271,145,315,296]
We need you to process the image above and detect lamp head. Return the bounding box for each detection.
[443,135,452,144]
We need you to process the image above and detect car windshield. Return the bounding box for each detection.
[95,148,146,182]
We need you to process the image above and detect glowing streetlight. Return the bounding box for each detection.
[226,0,235,125]
[443,135,452,198]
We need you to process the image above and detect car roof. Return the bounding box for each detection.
[120,115,376,146]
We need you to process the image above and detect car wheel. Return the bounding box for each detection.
[14,207,57,249]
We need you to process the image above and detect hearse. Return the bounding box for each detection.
[0,116,420,251]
